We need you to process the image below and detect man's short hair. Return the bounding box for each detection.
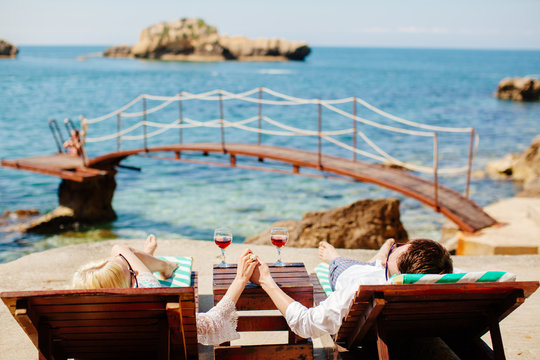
[397,239,453,274]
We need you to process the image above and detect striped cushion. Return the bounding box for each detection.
[388,271,516,285]
[154,256,193,287]
[314,262,334,296]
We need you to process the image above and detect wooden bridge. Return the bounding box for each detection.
[1,142,497,233]
[2,88,501,233]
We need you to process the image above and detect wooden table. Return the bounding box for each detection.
[213,262,314,360]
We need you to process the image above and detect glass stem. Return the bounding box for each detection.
[221,248,226,264]
[277,247,281,262]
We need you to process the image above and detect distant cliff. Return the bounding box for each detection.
[0,39,18,58]
[104,18,310,61]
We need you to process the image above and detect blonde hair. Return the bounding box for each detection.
[72,258,130,289]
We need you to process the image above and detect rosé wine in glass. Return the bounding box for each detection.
[270,227,289,266]
[215,236,232,249]
[214,228,232,267]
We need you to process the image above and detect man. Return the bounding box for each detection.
[251,238,453,339]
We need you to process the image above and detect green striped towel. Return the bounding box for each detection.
[154,256,193,287]
[314,262,334,296]
[388,271,516,285]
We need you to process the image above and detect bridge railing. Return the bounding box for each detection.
[77,87,479,206]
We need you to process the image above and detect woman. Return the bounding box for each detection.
[72,235,257,345]
[63,129,82,156]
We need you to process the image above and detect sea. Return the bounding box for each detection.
[1,46,539,263]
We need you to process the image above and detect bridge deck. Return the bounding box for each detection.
[2,143,497,233]
[1,154,106,182]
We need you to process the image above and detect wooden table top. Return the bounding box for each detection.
[213,262,313,310]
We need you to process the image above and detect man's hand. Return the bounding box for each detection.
[250,258,273,287]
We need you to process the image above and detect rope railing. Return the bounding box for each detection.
[79,87,480,204]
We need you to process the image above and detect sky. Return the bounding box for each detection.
[1,0,540,49]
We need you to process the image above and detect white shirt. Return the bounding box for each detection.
[285,260,385,339]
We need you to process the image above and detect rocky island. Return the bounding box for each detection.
[0,39,18,58]
[104,18,311,61]
[495,76,540,102]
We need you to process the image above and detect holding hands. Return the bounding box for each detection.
[249,256,273,287]
[235,249,259,285]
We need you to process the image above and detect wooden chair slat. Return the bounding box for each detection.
[0,272,199,360]
[309,272,538,359]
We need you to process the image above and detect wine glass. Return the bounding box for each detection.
[214,227,233,267]
[270,227,289,266]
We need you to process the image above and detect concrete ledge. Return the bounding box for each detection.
[457,197,540,255]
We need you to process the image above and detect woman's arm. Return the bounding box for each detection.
[110,245,152,275]
[196,248,257,345]
[223,249,258,303]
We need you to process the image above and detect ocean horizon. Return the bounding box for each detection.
[1,45,539,263]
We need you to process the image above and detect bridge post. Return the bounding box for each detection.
[433,132,439,211]
[116,113,122,152]
[318,99,322,169]
[143,96,148,152]
[57,170,118,224]
[258,87,262,146]
[178,91,183,145]
[465,128,475,199]
[353,97,357,162]
[219,92,226,153]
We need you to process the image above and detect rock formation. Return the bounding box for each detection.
[2,166,118,233]
[103,45,132,58]
[105,18,310,61]
[245,199,408,249]
[0,39,18,58]
[486,135,540,197]
[495,77,540,102]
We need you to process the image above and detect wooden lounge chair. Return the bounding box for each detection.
[310,275,539,359]
[1,273,198,360]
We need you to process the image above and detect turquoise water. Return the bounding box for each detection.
[1,46,540,263]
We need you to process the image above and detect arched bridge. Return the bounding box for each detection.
[1,88,498,233]
[2,142,496,233]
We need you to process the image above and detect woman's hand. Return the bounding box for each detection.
[234,248,258,285]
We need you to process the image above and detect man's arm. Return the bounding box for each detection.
[368,238,395,263]
[251,259,355,339]
[251,259,295,315]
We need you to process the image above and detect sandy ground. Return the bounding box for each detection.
[0,238,539,359]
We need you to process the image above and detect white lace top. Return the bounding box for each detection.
[136,273,240,345]
[197,295,240,345]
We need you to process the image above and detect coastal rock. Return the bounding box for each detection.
[218,36,310,61]
[245,199,408,249]
[103,45,132,58]
[0,209,40,227]
[487,135,540,197]
[0,39,18,58]
[2,206,74,233]
[106,18,310,61]
[2,168,118,234]
[495,77,540,102]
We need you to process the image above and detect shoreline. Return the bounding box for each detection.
[1,238,539,359]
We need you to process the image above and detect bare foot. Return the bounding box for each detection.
[144,234,158,255]
[158,261,178,280]
[319,241,340,263]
